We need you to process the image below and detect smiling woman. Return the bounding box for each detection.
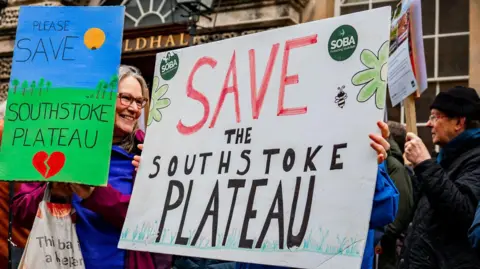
[12,65,173,269]
[114,65,150,153]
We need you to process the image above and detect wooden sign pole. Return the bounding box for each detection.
[403,92,418,166]
[404,94,418,135]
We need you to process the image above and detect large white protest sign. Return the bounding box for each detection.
[119,7,391,269]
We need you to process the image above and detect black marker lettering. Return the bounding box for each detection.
[223,179,246,246]
[263,149,280,174]
[191,181,219,247]
[168,156,178,176]
[184,154,196,175]
[236,150,251,176]
[239,178,268,249]
[224,129,235,144]
[156,180,184,243]
[175,180,193,245]
[287,175,315,249]
[245,127,252,144]
[149,156,161,178]
[256,181,284,249]
[303,145,322,172]
[330,143,347,170]
[283,148,295,172]
[218,151,231,174]
[199,152,213,175]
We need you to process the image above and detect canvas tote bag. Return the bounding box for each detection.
[18,183,85,269]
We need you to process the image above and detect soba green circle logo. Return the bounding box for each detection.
[328,25,358,61]
[160,52,179,80]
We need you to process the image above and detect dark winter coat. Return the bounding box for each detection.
[173,257,235,269]
[399,128,480,269]
[385,138,414,236]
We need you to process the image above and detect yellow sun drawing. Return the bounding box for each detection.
[84,28,106,50]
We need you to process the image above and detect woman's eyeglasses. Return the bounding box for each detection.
[118,93,147,109]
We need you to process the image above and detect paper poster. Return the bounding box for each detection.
[387,0,427,106]
[0,6,124,185]
[388,41,418,106]
[407,0,427,94]
[120,7,391,269]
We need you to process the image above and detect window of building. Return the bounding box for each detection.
[335,0,469,153]
[119,0,188,28]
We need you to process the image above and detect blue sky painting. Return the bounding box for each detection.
[11,6,125,89]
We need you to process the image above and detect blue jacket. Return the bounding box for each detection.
[72,145,136,269]
[236,162,399,269]
[469,202,480,251]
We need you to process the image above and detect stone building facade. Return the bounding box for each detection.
[0,0,479,151]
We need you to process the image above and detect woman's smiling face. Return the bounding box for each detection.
[113,76,145,138]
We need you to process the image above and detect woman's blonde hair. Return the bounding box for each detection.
[117,65,150,153]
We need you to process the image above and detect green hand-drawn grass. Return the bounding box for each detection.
[120,222,362,257]
[147,76,171,126]
[0,84,116,185]
[352,40,389,110]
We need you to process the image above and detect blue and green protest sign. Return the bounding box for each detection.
[0,6,124,186]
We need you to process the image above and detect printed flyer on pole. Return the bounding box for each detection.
[387,0,427,106]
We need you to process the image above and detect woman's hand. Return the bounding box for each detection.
[132,144,143,171]
[50,182,73,199]
[70,184,95,200]
[369,121,391,164]
[405,132,431,166]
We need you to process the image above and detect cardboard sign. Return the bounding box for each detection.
[120,7,391,269]
[0,6,124,185]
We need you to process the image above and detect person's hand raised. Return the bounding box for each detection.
[405,132,431,166]
[132,144,143,172]
[70,184,95,200]
[369,121,391,164]
[50,182,73,199]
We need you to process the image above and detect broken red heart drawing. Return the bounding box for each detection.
[32,151,66,179]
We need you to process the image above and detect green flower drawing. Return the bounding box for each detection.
[352,41,389,109]
[147,76,171,126]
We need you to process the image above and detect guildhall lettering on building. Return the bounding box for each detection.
[123,33,190,53]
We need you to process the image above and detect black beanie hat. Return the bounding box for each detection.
[430,86,480,120]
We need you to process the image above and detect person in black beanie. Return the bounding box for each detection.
[397,86,480,269]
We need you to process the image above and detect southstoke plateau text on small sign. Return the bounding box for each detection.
[120,7,391,269]
[0,6,124,185]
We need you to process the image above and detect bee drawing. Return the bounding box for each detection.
[335,85,347,108]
